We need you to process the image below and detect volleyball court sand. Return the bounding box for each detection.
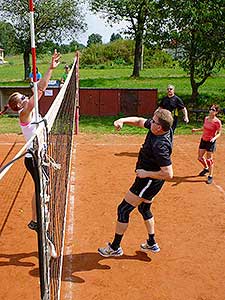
[0,133,225,300]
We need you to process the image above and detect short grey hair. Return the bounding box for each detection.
[167,84,175,90]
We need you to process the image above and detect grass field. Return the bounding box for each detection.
[0,53,225,135]
[0,114,213,135]
[0,53,225,102]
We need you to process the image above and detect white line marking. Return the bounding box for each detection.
[214,183,225,199]
[61,145,76,300]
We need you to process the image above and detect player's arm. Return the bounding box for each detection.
[136,165,173,180]
[210,127,222,142]
[181,107,189,123]
[192,127,203,133]
[26,50,61,112]
[114,117,147,131]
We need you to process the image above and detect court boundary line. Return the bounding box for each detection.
[61,144,77,300]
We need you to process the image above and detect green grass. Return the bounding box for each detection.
[0,114,209,135]
[1,53,225,104]
[0,53,225,136]
[0,115,21,134]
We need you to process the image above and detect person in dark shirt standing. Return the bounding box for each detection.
[159,84,189,132]
[98,109,174,257]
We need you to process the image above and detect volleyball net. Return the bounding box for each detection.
[0,51,79,300]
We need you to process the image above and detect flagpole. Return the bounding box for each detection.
[28,0,39,124]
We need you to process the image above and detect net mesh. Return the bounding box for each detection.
[47,64,78,299]
[0,52,79,300]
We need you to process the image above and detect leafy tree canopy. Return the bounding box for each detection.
[0,0,87,78]
[0,21,18,55]
[154,0,225,100]
[90,0,156,77]
[110,33,123,42]
[87,33,103,47]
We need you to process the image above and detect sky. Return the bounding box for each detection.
[78,11,128,46]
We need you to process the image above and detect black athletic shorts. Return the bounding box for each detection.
[199,138,216,152]
[24,156,39,182]
[129,177,165,201]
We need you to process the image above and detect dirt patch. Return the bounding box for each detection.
[1,133,225,300]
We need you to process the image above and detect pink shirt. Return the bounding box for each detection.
[202,116,222,141]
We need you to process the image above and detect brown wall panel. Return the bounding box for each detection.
[1,87,158,117]
[80,88,158,116]
[80,89,100,115]
[120,90,138,116]
[99,90,120,116]
[137,89,158,116]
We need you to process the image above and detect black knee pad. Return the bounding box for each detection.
[117,199,135,223]
[138,202,153,220]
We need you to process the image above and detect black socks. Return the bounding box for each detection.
[148,233,156,246]
[111,233,123,250]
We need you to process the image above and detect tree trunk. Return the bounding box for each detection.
[191,86,199,103]
[23,49,30,81]
[132,35,143,78]
[189,58,199,103]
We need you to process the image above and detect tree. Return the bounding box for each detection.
[0,0,86,79]
[0,21,17,55]
[90,0,156,77]
[87,33,103,47]
[155,0,225,102]
[110,33,123,42]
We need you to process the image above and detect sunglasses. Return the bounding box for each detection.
[21,95,26,101]
[151,119,161,125]
[209,108,216,112]
[167,88,173,90]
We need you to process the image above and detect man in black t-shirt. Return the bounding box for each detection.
[159,84,189,132]
[98,109,174,257]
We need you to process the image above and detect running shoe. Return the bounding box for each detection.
[206,176,213,184]
[28,220,38,233]
[140,241,160,253]
[199,168,209,176]
[98,243,123,257]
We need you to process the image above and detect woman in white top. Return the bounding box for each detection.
[0,50,61,232]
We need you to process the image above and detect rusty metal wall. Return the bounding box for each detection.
[1,87,158,117]
[80,88,158,116]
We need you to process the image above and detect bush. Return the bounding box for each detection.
[144,49,174,68]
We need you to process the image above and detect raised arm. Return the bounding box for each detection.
[114,116,147,131]
[26,50,61,111]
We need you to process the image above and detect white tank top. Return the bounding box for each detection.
[19,111,40,158]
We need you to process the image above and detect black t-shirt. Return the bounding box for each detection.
[160,95,185,113]
[135,119,173,172]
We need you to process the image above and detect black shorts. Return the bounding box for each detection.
[24,156,39,183]
[129,177,165,201]
[199,138,216,152]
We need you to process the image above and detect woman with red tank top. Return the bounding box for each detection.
[192,104,222,184]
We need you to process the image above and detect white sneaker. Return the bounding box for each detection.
[98,243,123,257]
[140,241,160,253]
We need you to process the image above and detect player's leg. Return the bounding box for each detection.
[24,157,39,232]
[98,191,142,257]
[204,140,216,184]
[198,147,209,176]
[138,200,160,253]
[137,179,165,253]
[206,151,214,184]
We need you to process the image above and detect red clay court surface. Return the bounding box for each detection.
[0,133,225,300]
